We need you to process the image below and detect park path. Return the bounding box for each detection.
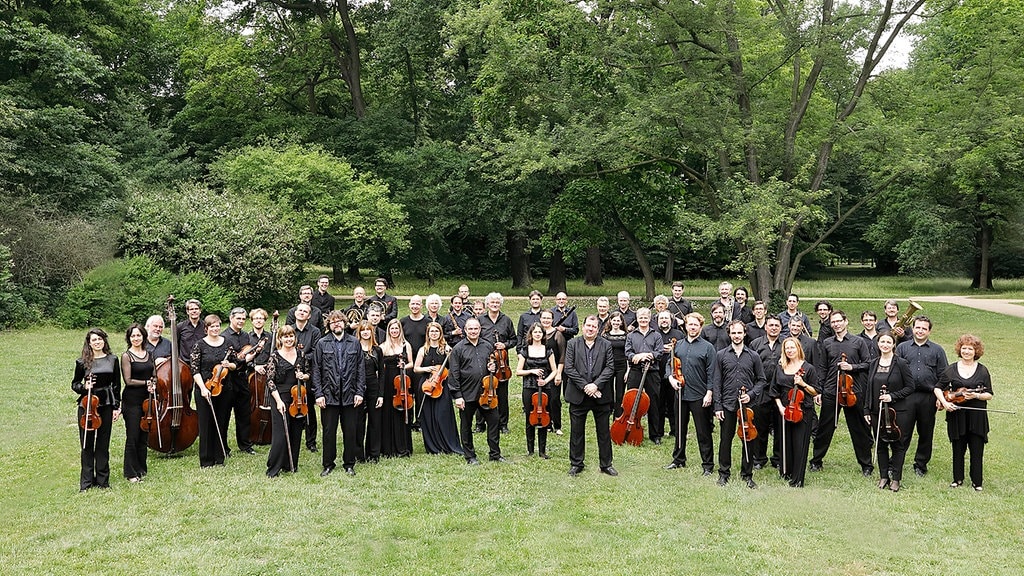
[911,296,1024,319]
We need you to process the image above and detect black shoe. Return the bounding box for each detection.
[600,466,619,477]
[651,437,662,445]
[568,466,583,477]
[744,477,757,489]
[500,426,510,435]
[490,456,507,463]
[538,452,550,460]
[716,474,729,486]
[474,424,485,433]
[467,458,480,465]
[788,479,804,488]
[307,444,319,453]
[320,466,334,477]
[703,468,714,476]
[862,467,874,477]
[914,467,926,477]
[889,480,900,492]
[664,462,685,470]
[878,478,890,489]
[809,463,823,472]
[753,463,764,470]
[241,447,257,455]
[344,467,355,476]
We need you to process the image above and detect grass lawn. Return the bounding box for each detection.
[2,298,1022,575]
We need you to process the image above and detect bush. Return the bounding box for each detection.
[57,256,237,329]
[0,242,32,328]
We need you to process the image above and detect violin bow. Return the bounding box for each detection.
[280,406,294,473]
[202,391,228,459]
[872,390,885,470]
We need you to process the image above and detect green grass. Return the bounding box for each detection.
[2,300,1023,574]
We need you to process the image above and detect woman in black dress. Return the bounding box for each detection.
[414,322,464,455]
[516,322,558,458]
[72,328,121,491]
[357,320,384,462]
[771,337,819,488]
[120,323,155,483]
[265,324,307,477]
[379,318,413,457]
[601,312,628,417]
[190,314,231,467]
[864,333,915,492]
[539,310,565,435]
[936,334,994,491]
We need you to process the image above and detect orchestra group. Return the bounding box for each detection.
[73,278,997,493]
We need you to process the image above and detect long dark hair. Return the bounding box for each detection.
[80,328,111,372]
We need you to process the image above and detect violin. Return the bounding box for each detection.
[491,336,512,381]
[289,342,309,419]
[528,371,551,429]
[783,368,805,424]
[610,361,651,446]
[421,353,449,400]
[79,374,101,432]
[670,338,684,384]
[837,353,857,407]
[140,378,163,447]
[392,355,414,423]
[944,387,985,404]
[736,386,758,442]
[479,368,500,410]
[205,348,234,396]
[878,384,901,443]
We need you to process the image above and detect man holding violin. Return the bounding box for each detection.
[311,311,365,477]
[449,317,503,465]
[714,320,766,488]
[476,292,517,435]
[224,307,258,456]
[564,315,616,477]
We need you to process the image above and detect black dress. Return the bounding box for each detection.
[190,339,231,467]
[603,332,628,416]
[265,350,305,476]
[419,346,464,455]
[939,362,993,487]
[121,350,154,480]
[361,345,383,462]
[72,355,121,491]
[521,347,555,455]
[770,362,819,487]
[380,349,413,457]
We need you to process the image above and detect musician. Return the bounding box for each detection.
[616,291,636,331]
[772,337,820,487]
[715,281,736,321]
[656,310,684,440]
[664,313,718,475]
[701,302,730,351]
[176,299,205,361]
[714,321,766,488]
[745,301,768,344]
[732,287,754,323]
[223,307,257,455]
[248,308,274,369]
[778,294,811,338]
[601,312,628,417]
[814,301,835,343]
[424,293,445,327]
[72,328,121,491]
[652,294,670,320]
[290,303,322,452]
[476,292,517,434]
[788,315,821,372]
[516,290,545,355]
[449,317,502,464]
[516,323,558,458]
[369,277,398,324]
[413,322,463,455]
[564,315,617,477]
[896,316,947,477]
[863,333,915,492]
[285,285,324,333]
[191,315,231,468]
[121,324,154,483]
[595,296,611,331]
[471,299,485,317]
[366,304,386,344]
[935,334,993,491]
[539,310,566,435]
[749,316,783,470]
[625,307,663,444]
[312,275,336,313]
[667,281,693,328]
[343,286,369,334]
[379,319,414,457]
[551,291,578,339]
[810,310,874,476]
[442,295,470,347]
[457,284,471,306]
[264,325,307,477]
[311,312,365,476]
[401,295,429,430]
[356,320,384,463]
[143,315,171,366]
[859,310,882,360]
[878,299,911,344]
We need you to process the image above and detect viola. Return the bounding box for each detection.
[140,380,163,448]
[479,368,500,410]
[393,356,414,423]
[249,311,277,446]
[491,343,512,380]
[147,294,198,453]
[944,386,985,404]
[736,386,758,442]
[879,384,901,444]
[837,353,857,407]
[528,372,551,429]
[784,368,805,424]
[422,353,449,400]
[79,374,101,432]
[289,345,309,419]
[670,338,684,384]
[611,361,651,446]
[206,348,233,397]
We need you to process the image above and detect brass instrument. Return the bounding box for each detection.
[345,307,364,325]
[892,300,923,334]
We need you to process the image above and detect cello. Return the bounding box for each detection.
[248,311,278,445]
[610,361,651,446]
[147,295,199,454]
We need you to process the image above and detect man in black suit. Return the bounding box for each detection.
[564,315,617,477]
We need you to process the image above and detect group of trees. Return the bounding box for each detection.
[2,0,1023,327]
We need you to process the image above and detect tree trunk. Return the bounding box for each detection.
[507,231,532,289]
[347,262,361,282]
[611,212,655,300]
[404,46,420,142]
[548,250,567,295]
[663,251,675,284]
[584,245,603,286]
[972,220,994,290]
[332,264,344,285]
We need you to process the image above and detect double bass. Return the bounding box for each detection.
[247,311,278,446]
[610,361,651,446]
[146,295,199,454]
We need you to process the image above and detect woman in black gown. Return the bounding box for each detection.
[516,323,557,458]
[190,314,231,467]
[601,312,628,417]
[120,323,154,482]
[864,333,915,492]
[771,337,819,487]
[265,325,307,477]
[357,320,384,463]
[936,334,994,491]
[379,319,413,457]
[72,328,121,491]
[414,322,463,455]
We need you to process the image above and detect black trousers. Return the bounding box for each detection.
[226,379,253,452]
[626,366,661,440]
[569,402,613,469]
[321,404,360,470]
[121,386,148,479]
[811,394,874,471]
[749,401,775,468]
[874,409,914,481]
[305,385,319,448]
[660,379,678,437]
[717,410,754,479]
[910,392,938,472]
[611,368,626,418]
[267,409,304,476]
[522,388,548,454]
[549,383,563,430]
[778,412,813,485]
[78,404,114,490]
[951,432,986,487]
[474,379,510,430]
[196,389,228,467]
[364,402,382,461]
[671,398,715,471]
[461,401,500,461]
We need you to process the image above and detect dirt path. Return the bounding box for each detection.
[912,296,1024,319]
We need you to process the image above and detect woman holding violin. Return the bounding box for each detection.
[379,318,413,457]
[539,310,566,435]
[935,334,994,491]
[771,337,819,487]
[516,322,558,458]
[72,328,121,492]
[264,324,307,477]
[120,323,155,483]
[863,333,915,492]
[413,322,463,455]
[190,314,231,467]
[601,312,628,417]
[357,320,384,463]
